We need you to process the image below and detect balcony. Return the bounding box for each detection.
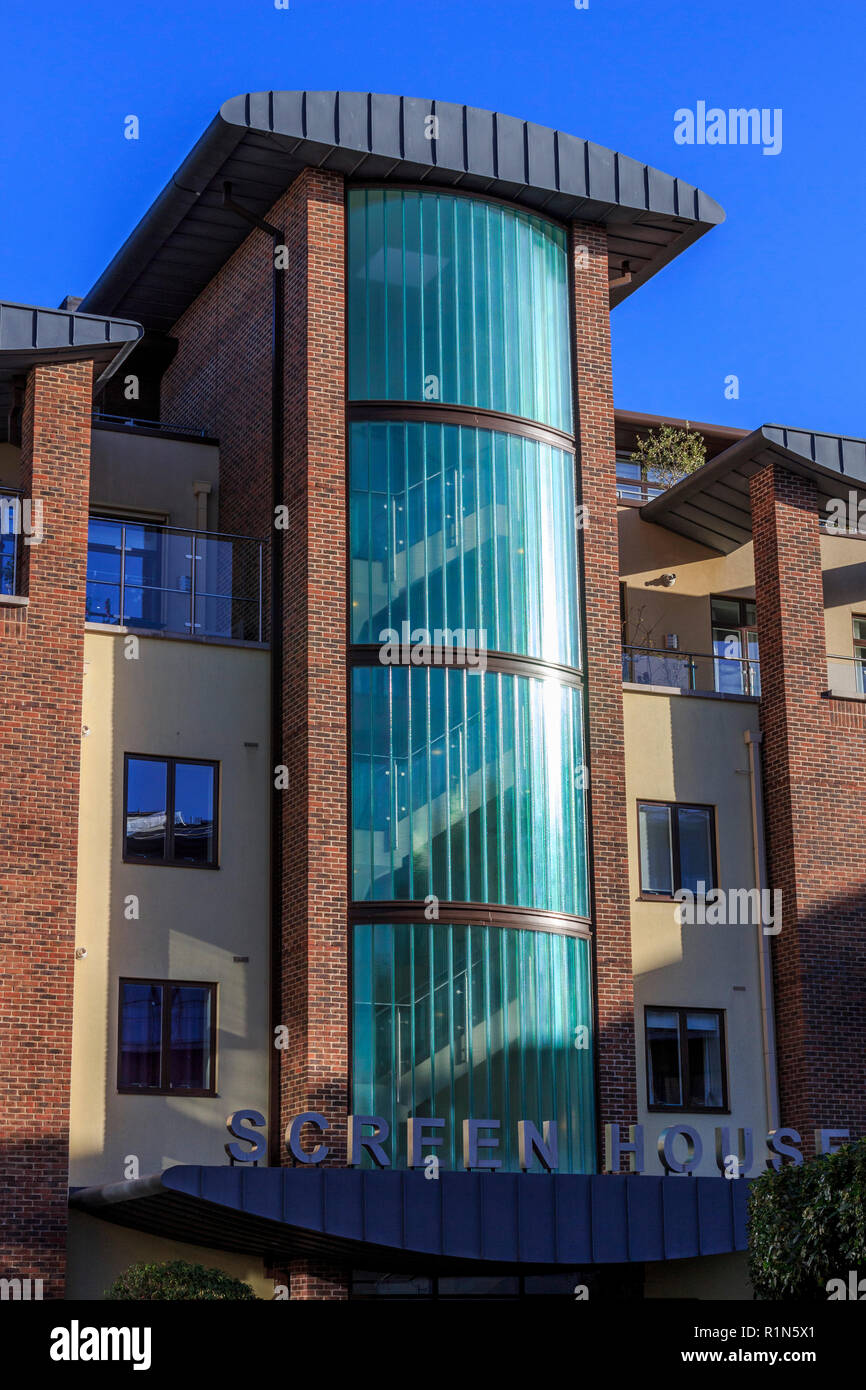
[86,517,264,643]
[826,655,866,699]
[92,410,212,440]
[1,489,22,596]
[622,644,760,697]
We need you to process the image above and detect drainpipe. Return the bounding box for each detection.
[743,728,780,1132]
[222,182,285,1166]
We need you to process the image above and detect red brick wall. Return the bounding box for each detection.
[570,223,638,1148]
[277,169,348,1176]
[751,461,866,1147]
[161,229,273,542]
[162,168,350,1299]
[0,361,93,1296]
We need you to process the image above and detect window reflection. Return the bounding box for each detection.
[124,756,217,867]
[118,980,214,1093]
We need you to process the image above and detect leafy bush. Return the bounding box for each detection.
[104,1259,258,1301]
[630,424,707,491]
[748,1138,866,1299]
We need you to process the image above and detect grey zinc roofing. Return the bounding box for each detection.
[641,425,866,553]
[78,90,725,332]
[0,299,143,442]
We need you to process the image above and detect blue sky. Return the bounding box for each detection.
[1,0,863,435]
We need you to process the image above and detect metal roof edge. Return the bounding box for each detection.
[79,91,725,323]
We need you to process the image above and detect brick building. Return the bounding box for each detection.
[0,91,862,1301]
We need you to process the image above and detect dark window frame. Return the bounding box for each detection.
[644,1004,729,1115]
[636,799,718,901]
[710,594,760,695]
[123,752,220,869]
[117,977,218,1097]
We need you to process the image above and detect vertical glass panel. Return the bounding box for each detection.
[352,922,595,1172]
[119,982,162,1088]
[351,667,588,918]
[646,1007,682,1107]
[173,762,216,865]
[685,1012,724,1108]
[676,806,714,893]
[0,498,17,596]
[713,626,746,695]
[638,803,673,895]
[86,516,124,623]
[169,986,212,1090]
[348,189,573,434]
[125,758,168,860]
[350,421,580,669]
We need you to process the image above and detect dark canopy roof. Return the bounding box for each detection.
[642,424,866,553]
[79,90,725,332]
[70,1164,749,1267]
[0,300,143,443]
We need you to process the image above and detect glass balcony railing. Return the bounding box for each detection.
[622,645,760,696]
[86,517,264,642]
[1,491,22,596]
[827,655,866,696]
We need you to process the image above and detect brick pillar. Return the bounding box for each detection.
[278,169,350,1300]
[570,223,637,1148]
[751,462,866,1148]
[0,360,93,1296]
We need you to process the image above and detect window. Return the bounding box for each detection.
[711,596,760,696]
[645,1006,727,1112]
[118,979,216,1094]
[637,801,716,897]
[124,754,218,867]
[853,617,866,693]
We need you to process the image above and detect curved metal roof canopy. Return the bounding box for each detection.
[642,424,866,553]
[0,300,143,443]
[70,1164,750,1267]
[79,91,725,332]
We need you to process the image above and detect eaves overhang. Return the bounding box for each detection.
[0,299,144,443]
[640,424,866,554]
[78,90,725,333]
[70,1164,750,1267]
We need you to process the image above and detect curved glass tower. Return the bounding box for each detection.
[348,187,593,1172]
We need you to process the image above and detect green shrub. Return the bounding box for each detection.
[748,1138,866,1299]
[104,1259,258,1301]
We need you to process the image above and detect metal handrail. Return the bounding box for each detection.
[92,411,211,439]
[88,514,265,545]
[86,518,264,642]
[622,644,760,695]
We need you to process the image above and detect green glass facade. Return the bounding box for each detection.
[350,420,580,668]
[348,188,573,433]
[352,922,595,1172]
[352,664,588,915]
[348,189,593,1173]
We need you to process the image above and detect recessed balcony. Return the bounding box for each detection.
[622,644,760,697]
[86,516,265,643]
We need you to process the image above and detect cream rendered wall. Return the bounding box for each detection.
[70,630,271,1188]
[620,507,866,684]
[89,427,220,530]
[624,688,771,1177]
[619,506,756,665]
[66,1211,272,1300]
[821,531,866,659]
